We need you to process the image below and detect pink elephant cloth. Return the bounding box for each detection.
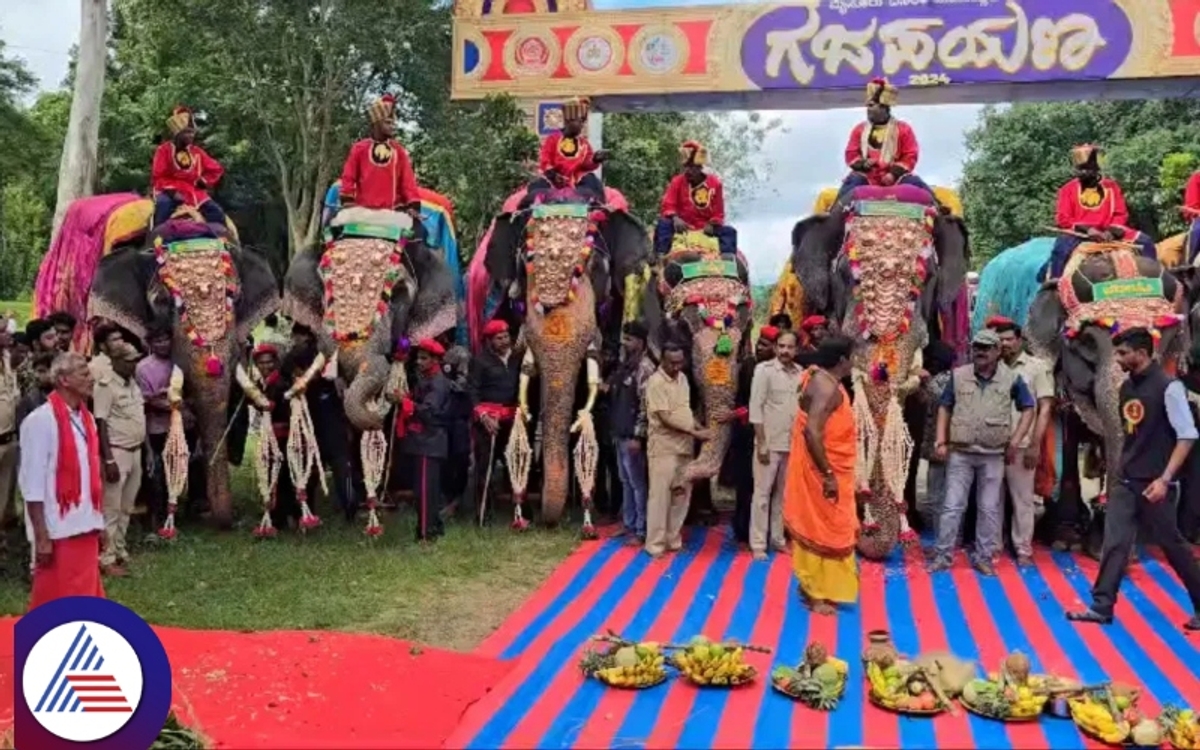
[34,193,144,351]
[466,186,630,353]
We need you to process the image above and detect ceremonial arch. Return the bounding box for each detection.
[451,0,1200,136]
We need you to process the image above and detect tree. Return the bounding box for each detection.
[960,100,1200,265]
[52,0,109,236]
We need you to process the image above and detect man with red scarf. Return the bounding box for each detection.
[836,78,932,204]
[18,353,106,609]
[151,106,227,229]
[339,94,422,218]
[654,140,737,256]
[398,339,451,541]
[1047,144,1157,279]
[529,96,609,203]
[467,319,522,521]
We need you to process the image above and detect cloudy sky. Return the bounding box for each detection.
[2,0,981,284]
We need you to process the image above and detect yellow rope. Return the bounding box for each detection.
[159,366,189,539]
[361,428,388,535]
[879,395,914,504]
[572,411,600,531]
[252,412,283,537]
[851,373,878,491]
[285,355,329,530]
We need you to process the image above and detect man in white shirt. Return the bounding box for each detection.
[748,330,803,560]
[19,353,107,610]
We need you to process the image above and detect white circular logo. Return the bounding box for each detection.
[639,34,678,73]
[577,37,614,72]
[22,621,145,742]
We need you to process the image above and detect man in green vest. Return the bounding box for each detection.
[929,328,1036,576]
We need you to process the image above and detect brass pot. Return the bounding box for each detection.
[862,629,898,667]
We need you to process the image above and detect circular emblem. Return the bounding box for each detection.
[505,31,560,77]
[16,597,171,749]
[564,29,623,76]
[704,357,732,387]
[174,149,193,170]
[1122,398,1144,433]
[542,309,572,342]
[1079,186,1103,209]
[558,136,579,158]
[459,31,491,80]
[371,141,395,166]
[690,183,711,209]
[630,26,687,76]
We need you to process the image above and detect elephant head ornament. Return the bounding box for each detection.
[484,190,651,525]
[791,190,969,559]
[1025,243,1188,494]
[282,208,458,432]
[640,232,753,492]
[88,229,280,527]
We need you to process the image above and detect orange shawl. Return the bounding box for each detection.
[783,368,859,558]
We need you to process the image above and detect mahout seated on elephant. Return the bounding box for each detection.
[525,96,608,207]
[836,78,934,206]
[87,215,280,529]
[653,139,737,258]
[1180,168,1200,264]
[151,106,229,230]
[478,185,651,529]
[790,185,969,559]
[1046,144,1157,280]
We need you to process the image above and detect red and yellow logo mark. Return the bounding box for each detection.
[691,184,711,209]
[1122,398,1144,434]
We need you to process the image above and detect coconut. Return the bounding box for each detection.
[1004,651,1031,684]
[614,646,639,668]
[805,641,829,668]
[1130,719,1163,747]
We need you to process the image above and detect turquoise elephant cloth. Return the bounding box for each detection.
[323,181,466,345]
[971,237,1056,334]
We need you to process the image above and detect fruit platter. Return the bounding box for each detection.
[861,631,955,716]
[1067,684,1149,746]
[771,641,849,711]
[669,635,770,688]
[577,632,668,689]
[1160,705,1199,750]
[959,652,1048,722]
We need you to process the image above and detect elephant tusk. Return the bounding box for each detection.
[168,366,185,407]
[322,350,339,380]
[286,353,326,400]
[235,363,272,410]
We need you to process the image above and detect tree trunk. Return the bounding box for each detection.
[51,0,109,236]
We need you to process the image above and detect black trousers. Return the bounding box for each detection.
[1090,481,1200,616]
[411,453,445,541]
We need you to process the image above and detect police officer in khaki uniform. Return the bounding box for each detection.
[93,341,146,577]
[0,318,19,551]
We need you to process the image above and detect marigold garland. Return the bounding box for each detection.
[505,412,534,530]
[158,367,189,540]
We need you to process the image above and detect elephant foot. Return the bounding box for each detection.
[580,523,598,541]
[898,529,919,545]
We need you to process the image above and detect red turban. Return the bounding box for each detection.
[801,315,827,331]
[416,338,445,358]
[759,325,780,342]
[252,343,278,358]
[482,319,509,338]
[986,315,1015,328]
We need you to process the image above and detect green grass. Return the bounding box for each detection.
[0,459,579,651]
[1,301,32,326]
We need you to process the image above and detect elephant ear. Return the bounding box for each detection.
[933,215,970,307]
[87,246,161,342]
[484,214,523,294]
[401,238,459,342]
[281,241,325,335]
[234,245,281,342]
[1025,287,1066,363]
[791,209,845,314]
[602,210,651,291]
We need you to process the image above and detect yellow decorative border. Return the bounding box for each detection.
[503,28,563,78]
[564,27,625,77]
[1112,0,1177,77]
[627,24,690,77]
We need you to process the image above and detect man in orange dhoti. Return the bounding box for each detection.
[784,336,859,615]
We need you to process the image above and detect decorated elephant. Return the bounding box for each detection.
[639,231,753,496]
[282,207,459,432]
[790,185,970,560]
[1019,242,1188,508]
[476,186,651,527]
[87,219,279,528]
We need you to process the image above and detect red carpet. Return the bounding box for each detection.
[0,617,514,749]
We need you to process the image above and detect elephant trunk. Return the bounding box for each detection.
[340,341,389,432]
[538,351,584,524]
[678,329,740,487]
[181,344,234,529]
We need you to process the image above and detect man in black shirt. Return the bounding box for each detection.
[468,319,522,521]
[400,339,452,541]
[605,321,655,545]
[1067,328,1200,630]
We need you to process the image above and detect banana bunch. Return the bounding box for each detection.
[580,641,667,688]
[1069,697,1131,745]
[673,638,756,686]
[1160,705,1198,749]
[962,678,1046,720]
